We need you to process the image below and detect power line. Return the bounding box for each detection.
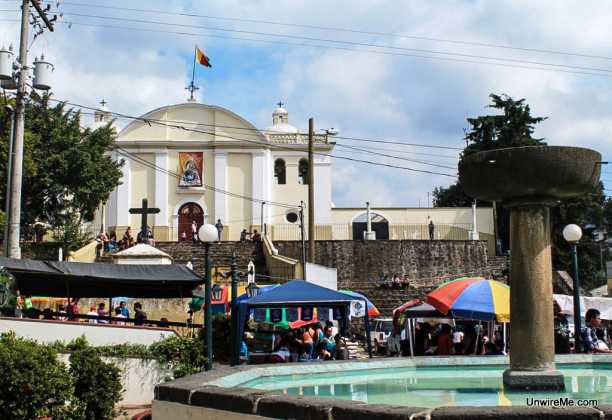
[334,143,459,160]
[50,98,457,177]
[54,11,612,75]
[114,147,297,208]
[335,135,463,150]
[74,109,462,152]
[43,0,612,62]
[334,143,456,169]
[14,16,606,78]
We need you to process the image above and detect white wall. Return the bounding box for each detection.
[0,317,177,346]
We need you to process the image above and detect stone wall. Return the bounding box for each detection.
[274,240,492,315]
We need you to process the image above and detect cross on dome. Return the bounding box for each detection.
[277,101,284,108]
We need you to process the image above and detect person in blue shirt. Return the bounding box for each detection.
[119,301,129,318]
[581,308,611,353]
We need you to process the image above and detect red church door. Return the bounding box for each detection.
[178,203,204,241]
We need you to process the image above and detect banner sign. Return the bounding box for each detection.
[286,307,299,322]
[333,307,344,321]
[301,306,313,321]
[350,300,366,317]
[270,308,283,323]
[317,307,330,322]
[178,152,203,186]
[254,308,267,323]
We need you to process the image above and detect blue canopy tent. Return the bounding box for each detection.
[234,280,373,362]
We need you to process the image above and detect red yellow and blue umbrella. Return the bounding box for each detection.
[426,277,509,322]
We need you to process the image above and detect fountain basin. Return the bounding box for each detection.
[459,146,601,206]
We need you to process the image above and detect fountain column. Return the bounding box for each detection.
[503,203,562,390]
[458,146,601,391]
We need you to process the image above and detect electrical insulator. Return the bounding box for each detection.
[0,45,14,80]
[33,54,54,90]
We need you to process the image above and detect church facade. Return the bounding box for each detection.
[101,102,333,241]
[97,101,495,248]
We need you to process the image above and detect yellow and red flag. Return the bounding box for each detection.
[195,46,212,68]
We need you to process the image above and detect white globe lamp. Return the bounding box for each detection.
[198,223,218,243]
[562,224,582,243]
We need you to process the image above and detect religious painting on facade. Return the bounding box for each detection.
[178,152,203,186]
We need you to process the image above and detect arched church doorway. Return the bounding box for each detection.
[352,212,389,240]
[178,202,204,241]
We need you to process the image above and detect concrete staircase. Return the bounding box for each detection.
[156,241,268,279]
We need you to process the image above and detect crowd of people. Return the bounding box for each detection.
[96,226,154,255]
[387,322,507,357]
[15,296,154,327]
[244,320,349,363]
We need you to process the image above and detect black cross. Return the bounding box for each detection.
[277,101,284,108]
[100,99,107,107]
[129,198,160,243]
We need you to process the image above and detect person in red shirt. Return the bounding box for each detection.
[437,324,453,355]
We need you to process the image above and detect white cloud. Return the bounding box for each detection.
[3,0,612,206]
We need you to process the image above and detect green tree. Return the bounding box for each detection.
[433,93,607,290]
[0,95,122,241]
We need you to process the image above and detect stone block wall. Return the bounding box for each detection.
[274,240,492,315]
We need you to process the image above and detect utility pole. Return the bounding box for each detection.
[7,0,31,259]
[307,118,315,264]
[6,0,54,258]
[299,201,306,278]
[3,105,15,257]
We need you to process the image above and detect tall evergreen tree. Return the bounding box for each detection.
[0,95,122,245]
[433,93,607,291]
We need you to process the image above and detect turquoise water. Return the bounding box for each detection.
[240,364,612,407]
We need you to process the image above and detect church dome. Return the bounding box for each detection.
[265,101,298,134]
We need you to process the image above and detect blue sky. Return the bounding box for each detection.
[2,0,612,207]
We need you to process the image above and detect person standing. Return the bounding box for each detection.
[191,221,198,243]
[119,301,130,318]
[215,219,224,241]
[97,302,108,324]
[428,220,435,240]
[134,302,148,326]
[87,305,99,324]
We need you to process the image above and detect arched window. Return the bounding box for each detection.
[298,158,309,185]
[274,159,286,185]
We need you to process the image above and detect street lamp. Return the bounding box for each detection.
[246,282,260,298]
[563,223,583,352]
[211,283,223,301]
[198,223,218,371]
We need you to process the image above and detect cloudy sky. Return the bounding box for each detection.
[2,0,612,207]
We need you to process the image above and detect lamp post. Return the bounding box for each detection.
[230,253,239,366]
[199,223,218,371]
[563,224,583,352]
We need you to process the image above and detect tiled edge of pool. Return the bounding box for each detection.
[154,355,612,420]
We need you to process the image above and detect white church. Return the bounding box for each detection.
[94,100,494,248]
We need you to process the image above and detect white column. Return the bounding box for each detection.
[116,152,131,226]
[314,155,332,224]
[214,151,228,223]
[155,152,169,227]
[251,152,265,225]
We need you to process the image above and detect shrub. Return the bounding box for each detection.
[149,335,207,379]
[70,347,123,420]
[0,332,78,419]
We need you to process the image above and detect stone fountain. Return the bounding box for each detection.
[459,146,601,390]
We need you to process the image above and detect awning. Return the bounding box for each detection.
[554,294,612,320]
[0,257,202,298]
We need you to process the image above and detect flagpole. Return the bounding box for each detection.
[190,45,197,101]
